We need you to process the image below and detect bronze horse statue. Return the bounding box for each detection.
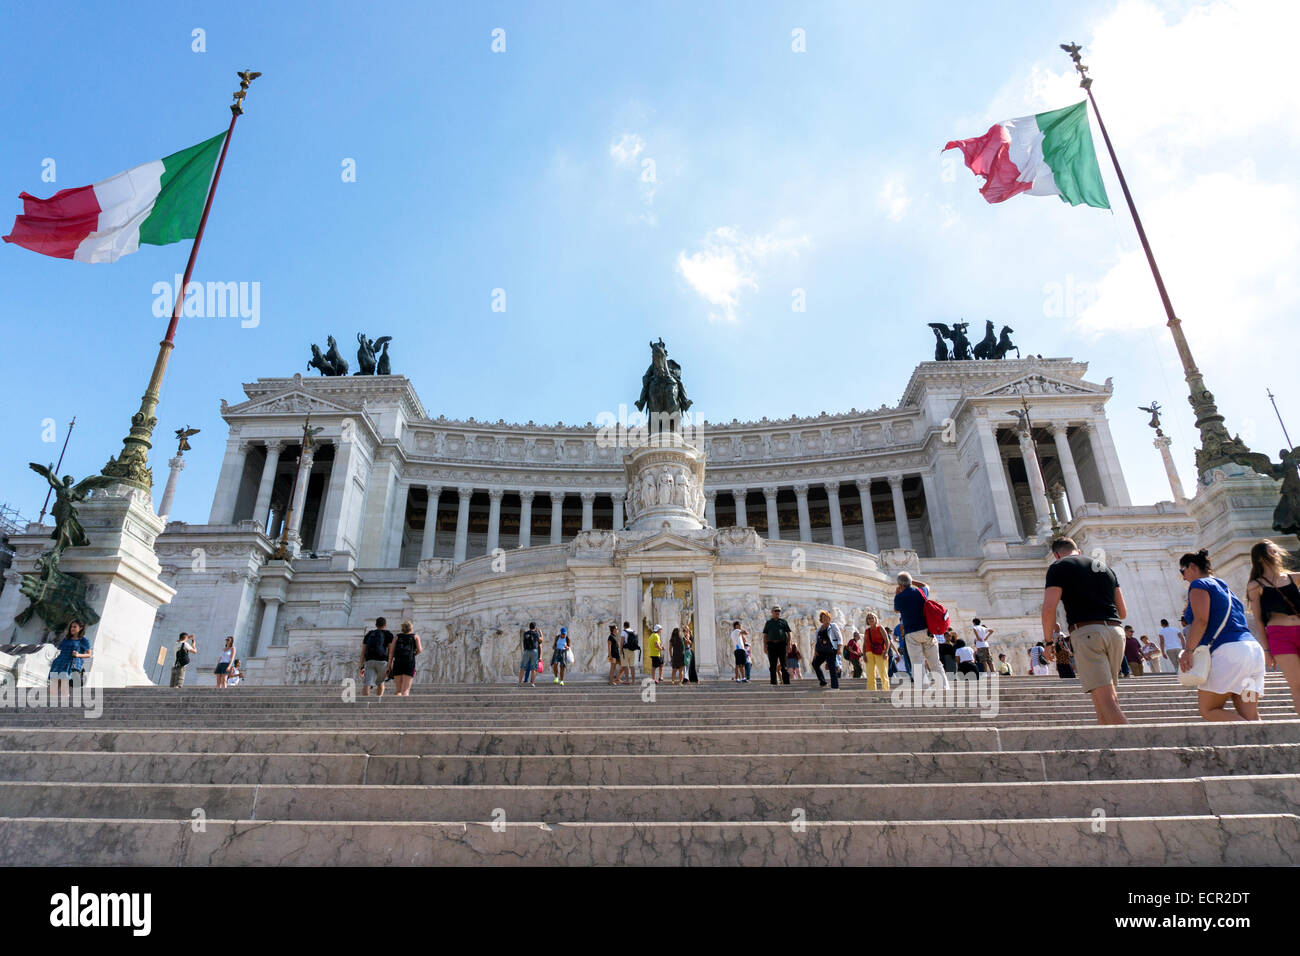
[308,336,350,376]
[973,320,998,360]
[635,338,692,432]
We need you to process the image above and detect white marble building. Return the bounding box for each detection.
[6,354,1287,684]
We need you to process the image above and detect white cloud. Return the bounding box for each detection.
[878,178,911,222]
[676,227,810,322]
[609,133,645,165]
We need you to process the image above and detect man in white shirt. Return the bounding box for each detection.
[1158,618,1184,670]
[731,621,749,682]
[971,618,993,673]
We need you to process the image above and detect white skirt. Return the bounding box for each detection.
[1203,640,1266,697]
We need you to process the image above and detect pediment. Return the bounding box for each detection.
[976,372,1107,399]
[222,389,358,418]
[615,529,719,556]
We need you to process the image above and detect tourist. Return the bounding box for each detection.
[552,627,571,685]
[811,610,841,690]
[938,628,959,674]
[1158,618,1184,671]
[1140,635,1163,674]
[607,624,622,685]
[47,620,91,704]
[892,619,909,679]
[170,631,196,688]
[619,621,639,684]
[1054,634,1075,679]
[731,621,749,681]
[995,653,1013,676]
[743,638,753,681]
[1041,536,1128,725]
[684,626,697,684]
[1123,625,1144,676]
[971,618,994,673]
[669,627,686,684]
[763,606,792,686]
[361,616,395,697]
[387,620,422,697]
[1245,539,1300,716]
[227,659,244,686]
[862,612,891,691]
[1028,643,1050,676]
[894,572,946,689]
[520,621,542,686]
[785,640,803,679]
[647,625,664,683]
[215,636,236,689]
[1178,549,1265,722]
[844,630,864,678]
[953,638,979,678]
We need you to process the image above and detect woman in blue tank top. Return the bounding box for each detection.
[1178,549,1265,721]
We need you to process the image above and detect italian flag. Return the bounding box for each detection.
[943,101,1110,209]
[3,132,226,262]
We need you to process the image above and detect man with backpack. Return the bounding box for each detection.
[893,572,949,690]
[619,620,639,684]
[519,621,542,686]
[170,632,196,688]
[762,605,792,685]
[360,616,395,697]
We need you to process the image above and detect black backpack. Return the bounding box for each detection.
[393,633,416,667]
[815,627,833,657]
[523,629,539,652]
[364,629,390,660]
[623,629,639,651]
[175,642,190,667]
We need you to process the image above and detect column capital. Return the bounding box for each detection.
[579,490,597,503]
[762,485,780,498]
[886,474,904,490]
[792,483,809,496]
[731,488,748,500]
[518,489,535,503]
[824,482,841,499]
[488,488,505,502]
[425,483,442,496]
[704,488,717,502]
[457,485,474,500]
[1075,421,1094,435]
[263,439,288,453]
[168,456,186,471]
[854,477,873,493]
[1046,421,1071,437]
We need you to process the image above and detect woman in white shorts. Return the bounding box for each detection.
[1178,549,1266,721]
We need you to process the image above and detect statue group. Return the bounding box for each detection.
[928,320,1019,361]
[309,333,393,377]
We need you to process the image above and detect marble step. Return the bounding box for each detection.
[1,743,1294,786]
[2,774,1295,824]
[2,814,1297,866]
[3,720,1295,756]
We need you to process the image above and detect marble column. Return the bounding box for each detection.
[1154,434,1187,504]
[550,492,564,545]
[920,470,948,556]
[1049,423,1086,513]
[517,491,534,548]
[385,481,411,567]
[580,491,595,531]
[855,479,879,553]
[825,482,845,547]
[977,420,1021,538]
[285,445,316,555]
[705,490,717,528]
[1050,481,1070,526]
[486,488,504,552]
[763,486,781,540]
[251,442,284,532]
[612,494,624,531]
[156,456,185,520]
[319,440,358,554]
[208,440,251,524]
[1017,431,1052,540]
[888,475,913,550]
[421,485,442,559]
[794,483,812,542]
[732,489,748,528]
[1086,418,1132,506]
[253,597,280,658]
[453,486,473,563]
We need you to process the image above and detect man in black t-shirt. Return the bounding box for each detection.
[360,616,395,697]
[762,606,792,685]
[1041,537,1129,725]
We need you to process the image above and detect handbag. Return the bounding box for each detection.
[564,647,575,666]
[1179,591,1232,688]
[537,659,545,674]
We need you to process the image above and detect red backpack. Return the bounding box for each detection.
[923,596,951,637]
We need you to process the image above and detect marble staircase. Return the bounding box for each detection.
[0,674,1296,865]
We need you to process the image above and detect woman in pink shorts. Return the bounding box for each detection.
[1246,539,1300,716]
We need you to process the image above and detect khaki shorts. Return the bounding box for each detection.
[1070,624,1125,694]
[622,648,639,668]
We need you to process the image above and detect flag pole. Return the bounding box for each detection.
[101,70,261,492]
[38,416,77,523]
[1059,43,1252,478]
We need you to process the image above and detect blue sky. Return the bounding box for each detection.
[2,0,1296,526]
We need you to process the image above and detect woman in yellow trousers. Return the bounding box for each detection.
[862,612,891,690]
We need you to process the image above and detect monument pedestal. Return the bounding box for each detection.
[3,484,176,686]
